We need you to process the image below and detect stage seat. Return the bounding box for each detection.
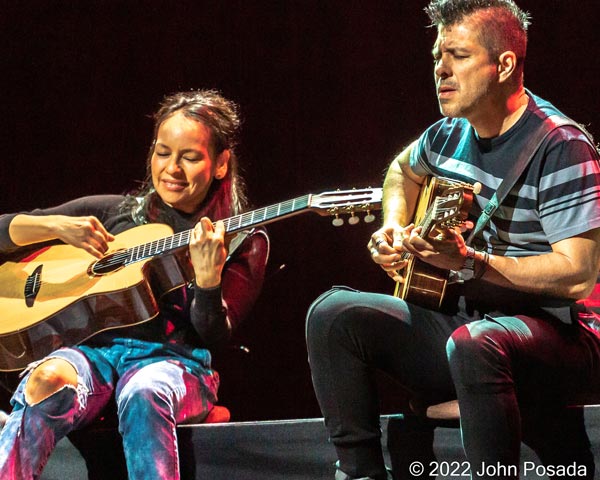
[203,405,231,423]
[43,408,600,480]
[424,395,600,422]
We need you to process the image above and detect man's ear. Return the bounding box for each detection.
[497,51,518,83]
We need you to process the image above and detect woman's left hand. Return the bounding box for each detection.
[189,217,228,288]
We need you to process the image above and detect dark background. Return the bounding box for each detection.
[2,1,599,421]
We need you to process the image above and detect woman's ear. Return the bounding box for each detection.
[214,149,230,180]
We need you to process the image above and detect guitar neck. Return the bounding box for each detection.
[127,194,312,264]
[222,194,311,234]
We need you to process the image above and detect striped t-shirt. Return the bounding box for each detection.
[410,91,600,257]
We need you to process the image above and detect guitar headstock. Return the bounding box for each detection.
[423,190,470,236]
[308,188,383,226]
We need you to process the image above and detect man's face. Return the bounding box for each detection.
[432,17,500,121]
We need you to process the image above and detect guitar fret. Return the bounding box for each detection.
[267,204,278,220]
[177,231,187,249]
[242,212,251,227]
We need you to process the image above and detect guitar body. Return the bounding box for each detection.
[0,224,193,371]
[394,177,475,310]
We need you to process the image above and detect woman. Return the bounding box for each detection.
[0,90,269,479]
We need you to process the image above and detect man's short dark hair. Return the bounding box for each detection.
[426,0,530,71]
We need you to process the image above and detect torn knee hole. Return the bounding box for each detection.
[24,358,79,405]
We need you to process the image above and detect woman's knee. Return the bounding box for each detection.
[116,366,175,418]
[24,358,78,405]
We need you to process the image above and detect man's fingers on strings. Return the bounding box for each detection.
[369,234,388,250]
[386,267,405,283]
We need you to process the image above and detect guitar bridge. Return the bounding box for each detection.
[24,264,43,307]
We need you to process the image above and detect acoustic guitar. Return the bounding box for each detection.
[0,188,382,371]
[393,176,479,310]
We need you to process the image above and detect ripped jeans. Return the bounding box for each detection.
[0,338,219,480]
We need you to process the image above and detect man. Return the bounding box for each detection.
[306,1,600,479]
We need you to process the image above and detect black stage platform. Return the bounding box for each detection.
[41,407,600,480]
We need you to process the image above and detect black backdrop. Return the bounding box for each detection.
[2,1,599,421]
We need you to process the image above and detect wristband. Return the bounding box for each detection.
[459,246,476,281]
[474,251,489,280]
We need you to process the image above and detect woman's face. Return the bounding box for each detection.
[151,111,228,213]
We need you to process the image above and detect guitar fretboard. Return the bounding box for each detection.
[125,194,312,264]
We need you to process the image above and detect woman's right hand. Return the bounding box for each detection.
[53,216,115,258]
[9,214,114,258]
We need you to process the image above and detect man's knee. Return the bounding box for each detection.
[447,320,508,359]
[446,321,513,388]
[25,358,78,405]
[307,288,356,336]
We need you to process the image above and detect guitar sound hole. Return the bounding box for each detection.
[89,250,128,276]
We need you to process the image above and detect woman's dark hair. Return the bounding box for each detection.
[123,89,248,224]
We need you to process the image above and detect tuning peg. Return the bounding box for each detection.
[364,210,375,223]
[348,213,360,225]
[332,214,344,227]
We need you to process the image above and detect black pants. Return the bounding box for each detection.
[305,287,600,479]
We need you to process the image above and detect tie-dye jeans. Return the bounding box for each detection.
[0,338,219,479]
